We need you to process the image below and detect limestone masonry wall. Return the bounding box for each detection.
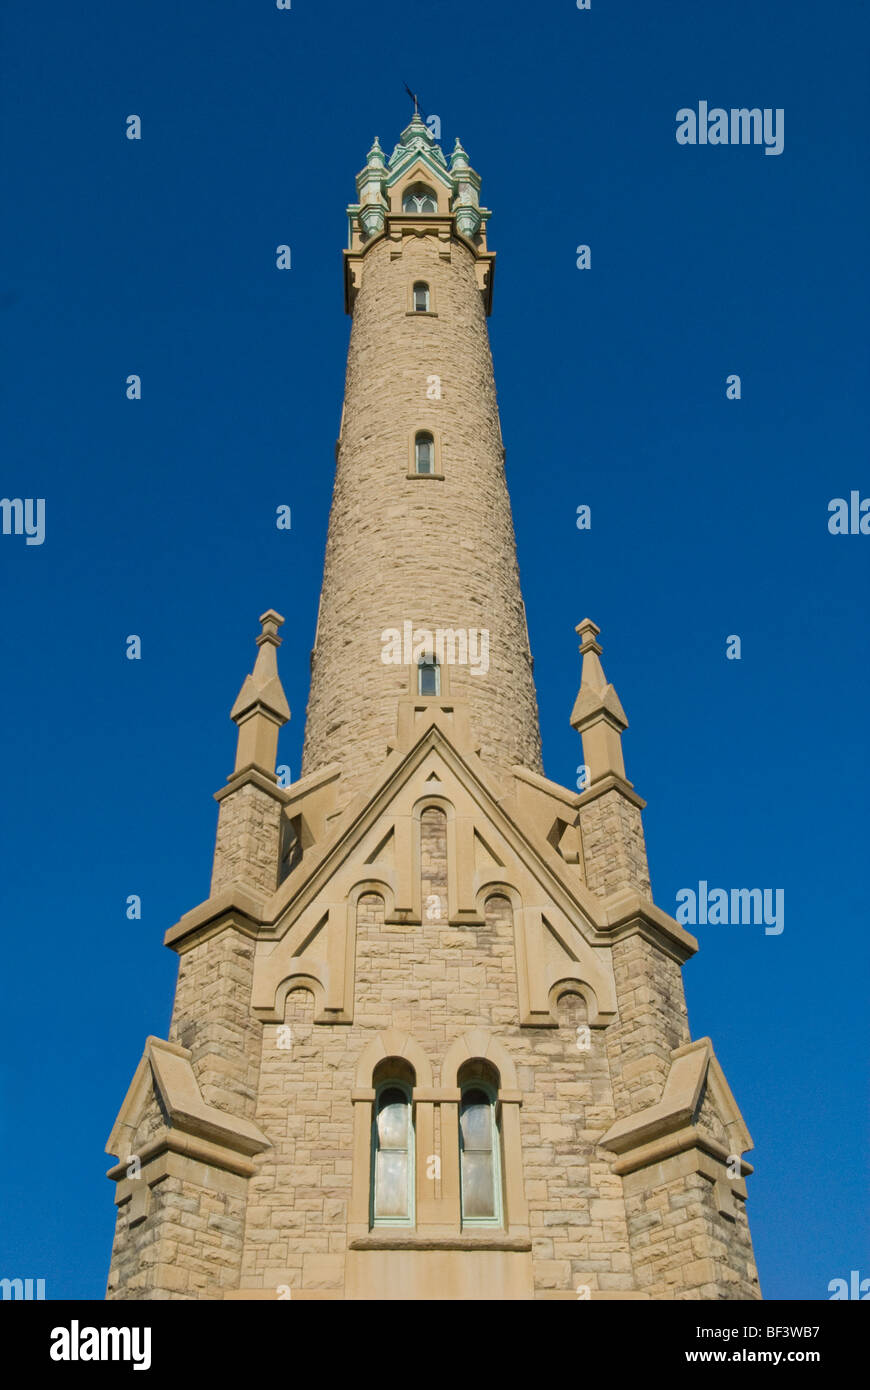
[302,233,542,803]
[211,782,282,897]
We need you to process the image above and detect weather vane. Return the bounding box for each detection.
[403,83,423,118]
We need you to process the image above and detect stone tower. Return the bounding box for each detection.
[105,114,761,1301]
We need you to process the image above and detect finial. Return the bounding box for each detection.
[256,609,284,647]
[366,136,386,167]
[450,137,469,171]
[570,618,630,787]
[575,618,602,656]
[229,610,291,778]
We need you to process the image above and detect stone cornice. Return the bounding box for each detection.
[344,223,495,315]
[598,889,698,960]
[107,1131,261,1183]
[214,764,288,806]
[164,884,267,951]
[607,1124,753,1179]
[576,772,646,810]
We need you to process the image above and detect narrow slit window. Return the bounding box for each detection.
[418,655,440,696]
[413,282,430,312]
[415,431,434,474]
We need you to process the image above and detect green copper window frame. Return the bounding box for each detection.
[459,1080,503,1228]
[370,1079,415,1229]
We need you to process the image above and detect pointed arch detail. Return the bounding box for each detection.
[442,1029,518,1090]
[355,1031,434,1089]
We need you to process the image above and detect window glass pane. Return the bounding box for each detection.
[404,188,436,213]
[414,284,428,311]
[461,1152,495,1218]
[419,661,437,695]
[460,1093,492,1150]
[375,1151,408,1217]
[377,1091,408,1148]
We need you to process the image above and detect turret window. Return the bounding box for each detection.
[415,431,434,474]
[413,282,430,312]
[418,655,440,696]
[403,185,437,214]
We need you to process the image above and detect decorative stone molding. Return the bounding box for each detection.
[600,1037,753,1183]
[164,885,267,951]
[106,1037,270,1191]
[354,1030,435,1089]
[442,1028,518,1089]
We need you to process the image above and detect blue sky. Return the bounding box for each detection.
[1,0,867,1300]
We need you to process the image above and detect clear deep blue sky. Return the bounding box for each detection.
[1,0,867,1301]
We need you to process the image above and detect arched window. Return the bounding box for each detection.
[402,185,437,214]
[415,431,434,474]
[418,654,440,696]
[413,281,430,312]
[458,1066,502,1227]
[371,1067,414,1226]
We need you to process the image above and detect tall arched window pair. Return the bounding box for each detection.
[371,1061,503,1227]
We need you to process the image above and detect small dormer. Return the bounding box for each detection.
[391,164,450,216]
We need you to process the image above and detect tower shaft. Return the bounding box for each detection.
[302,126,541,800]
